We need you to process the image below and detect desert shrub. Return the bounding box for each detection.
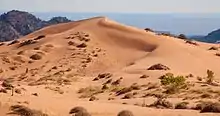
[160,73,187,94]
[117,110,134,116]
[9,105,48,116]
[175,102,189,109]
[144,28,154,32]
[18,40,37,48]
[178,34,188,40]
[69,106,91,116]
[34,35,45,40]
[208,46,218,50]
[193,101,220,113]
[148,98,173,109]
[30,54,42,60]
[216,53,220,57]
[206,70,214,84]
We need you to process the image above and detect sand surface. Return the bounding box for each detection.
[0,17,220,116]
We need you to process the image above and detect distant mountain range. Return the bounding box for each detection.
[0,10,71,42]
[190,30,220,43]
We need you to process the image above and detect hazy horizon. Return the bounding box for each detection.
[1,10,220,35]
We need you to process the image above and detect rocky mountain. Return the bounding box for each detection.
[190,29,220,43]
[204,29,220,43]
[0,10,71,42]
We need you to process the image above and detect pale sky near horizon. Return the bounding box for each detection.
[1,0,220,13]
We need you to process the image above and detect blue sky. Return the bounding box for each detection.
[1,0,220,13]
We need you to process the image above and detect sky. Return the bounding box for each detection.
[1,0,220,13]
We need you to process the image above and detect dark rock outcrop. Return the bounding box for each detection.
[0,10,71,42]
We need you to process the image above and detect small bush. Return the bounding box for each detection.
[9,105,48,116]
[208,46,218,50]
[160,73,187,94]
[34,35,45,40]
[30,54,42,60]
[206,70,214,84]
[175,102,189,109]
[149,98,173,109]
[193,101,220,113]
[178,34,188,40]
[144,28,154,32]
[69,106,91,116]
[216,53,220,57]
[117,110,134,116]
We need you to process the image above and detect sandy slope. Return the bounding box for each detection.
[0,17,220,116]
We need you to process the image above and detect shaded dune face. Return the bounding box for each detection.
[97,18,158,52]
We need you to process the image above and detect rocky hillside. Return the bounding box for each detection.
[204,29,220,43]
[190,29,220,43]
[0,10,71,42]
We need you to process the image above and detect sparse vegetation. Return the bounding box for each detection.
[160,73,187,94]
[206,70,214,85]
[69,106,91,116]
[178,34,188,40]
[140,74,149,79]
[18,40,37,48]
[78,86,103,98]
[8,40,19,45]
[209,46,219,50]
[117,110,134,116]
[144,28,154,32]
[34,35,45,40]
[185,40,198,46]
[9,104,48,116]
[216,53,220,57]
[192,101,220,113]
[175,102,189,109]
[148,98,173,109]
[147,63,170,70]
[30,54,42,60]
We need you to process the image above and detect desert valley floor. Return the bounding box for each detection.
[0,17,220,116]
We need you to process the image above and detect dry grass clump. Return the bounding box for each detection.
[116,83,141,96]
[175,102,189,109]
[117,110,134,116]
[8,104,48,116]
[148,98,173,109]
[78,86,103,98]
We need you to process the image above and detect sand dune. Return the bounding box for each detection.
[0,17,220,116]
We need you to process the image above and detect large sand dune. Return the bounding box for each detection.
[0,17,220,116]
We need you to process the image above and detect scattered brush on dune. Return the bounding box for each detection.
[69,106,91,116]
[117,110,134,116]
[8,105,48,116]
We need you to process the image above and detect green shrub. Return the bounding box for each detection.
[160,73,187,94]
